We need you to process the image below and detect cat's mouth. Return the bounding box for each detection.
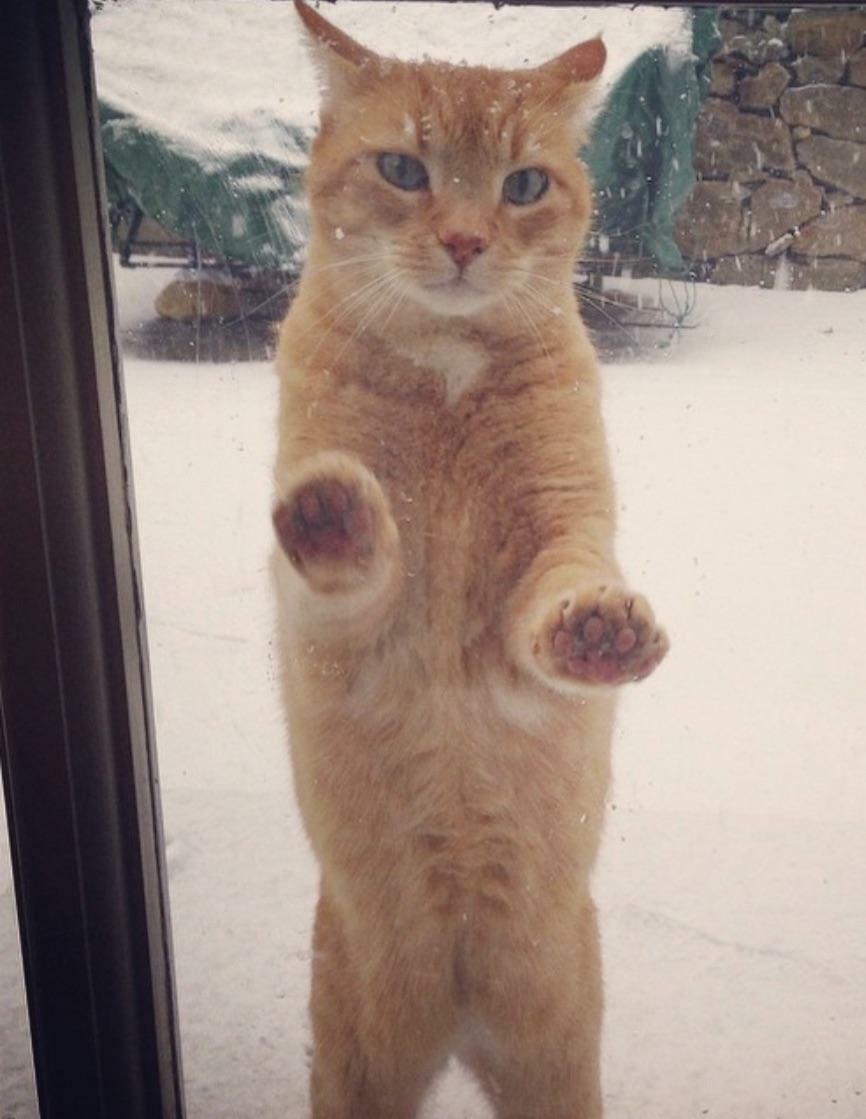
[429,272,474,291]
[425,270,493,299]
[415,273,497,317]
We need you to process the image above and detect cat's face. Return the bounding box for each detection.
[298,1,605,320]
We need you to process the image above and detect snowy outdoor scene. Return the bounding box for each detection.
[2,3,866,1118]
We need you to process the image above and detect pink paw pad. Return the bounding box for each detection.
[273,478,375,568]
[548,588,668,685]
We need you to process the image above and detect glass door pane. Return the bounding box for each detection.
[90,3,866,1116]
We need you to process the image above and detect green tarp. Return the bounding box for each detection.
[102,9,719,278]
[586,9,721,273]
[102,108,309,272]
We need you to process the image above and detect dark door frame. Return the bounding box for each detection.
[0,1,184,1116]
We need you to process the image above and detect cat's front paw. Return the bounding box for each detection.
[535,585,668,687]
[272,454,398,595]
[274,477,374,568]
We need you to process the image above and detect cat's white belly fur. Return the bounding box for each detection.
[273,525,557,737]
[344,650,560,739]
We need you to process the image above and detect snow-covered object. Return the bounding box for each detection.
[92,1,690,270]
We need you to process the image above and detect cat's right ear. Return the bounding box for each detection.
[294,0,379,110]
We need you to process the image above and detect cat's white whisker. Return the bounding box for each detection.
[228,254,387,330]
[514,266,653,324]
[377,277,409,335]
[297,269,396,358]
[520,281,567,318]
[302,252,387,278]
[328,270,404,366]
[509,266,561,288]
[221,280,295,326]
[574,288,645,349]
[503,288,554,371]
[576,287,641,313]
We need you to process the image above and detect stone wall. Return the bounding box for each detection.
[675,8,866,291]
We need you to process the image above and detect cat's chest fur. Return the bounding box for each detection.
[395,333,488,404]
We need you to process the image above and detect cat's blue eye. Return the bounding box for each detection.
[376,153,429,192]
[503,168,550,206]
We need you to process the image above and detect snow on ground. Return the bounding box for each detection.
[127,276,866,1119]
[2,273,866,1118]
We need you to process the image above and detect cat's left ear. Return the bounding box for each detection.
[542,37,607,86]
[537,36,607,141]
[294,0,381,110]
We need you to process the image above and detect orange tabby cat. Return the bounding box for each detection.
[272,3,668,1115]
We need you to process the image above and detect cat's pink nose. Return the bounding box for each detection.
[439,230,488,270]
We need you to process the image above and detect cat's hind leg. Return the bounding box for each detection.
[309,889,453,1119]
[463,902,604,1119]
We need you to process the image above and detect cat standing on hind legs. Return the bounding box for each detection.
[272,3,669,1115]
